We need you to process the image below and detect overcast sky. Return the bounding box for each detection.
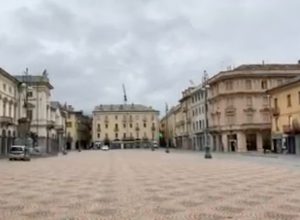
[1,0,300,114]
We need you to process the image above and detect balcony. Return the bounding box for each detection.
[260,107,271,113]
[272,107,280,117]
[151,125,156,131]
[225,107,236,116]
[243,107,256,113]
[0,116,14,126]
[55,124,64,131]
[47,120,55,129]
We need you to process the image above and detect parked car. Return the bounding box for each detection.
[152,141,159,149]
[94,141,103,150]
[101,145,109,151]
[9,145,31,161]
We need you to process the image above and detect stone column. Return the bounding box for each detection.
[256,132,263,153]
[222,133,228,152]
[237,132,247,152]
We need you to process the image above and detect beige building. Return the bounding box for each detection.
[208,64,300,153]
[66,105,91,150]
[175,87,194,149]
[160,104,180,147]
[0,68,23,156]
[15,72,59,153]
[92,104,159,149]
[268,77,300,154]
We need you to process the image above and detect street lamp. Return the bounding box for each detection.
[203,84,212,159]
[165,103,170,153]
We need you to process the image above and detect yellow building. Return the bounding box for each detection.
[159,104,180,148]
[268,77,300,154]
[66,105,91,150]
[92,104,159,149]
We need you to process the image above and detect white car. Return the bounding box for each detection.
[9,145,31,161]
[101,145,109,151]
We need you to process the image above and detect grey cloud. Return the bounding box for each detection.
[1,0,300,114]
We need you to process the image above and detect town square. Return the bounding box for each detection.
[1,0,300,219]
[1,150,300,220]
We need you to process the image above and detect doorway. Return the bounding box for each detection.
[246,133,257,151]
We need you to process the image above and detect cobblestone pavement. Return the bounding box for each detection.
[1,149,300,220]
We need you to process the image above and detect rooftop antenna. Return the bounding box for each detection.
[122,83,128,105]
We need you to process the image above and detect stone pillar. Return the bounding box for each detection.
[256,132,263,153]
[295,135,300,155]
[214,135,219,152]
[222,133,228,152]
[237,132,247,152]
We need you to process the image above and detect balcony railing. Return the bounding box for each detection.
[47,120,55,129]
[0,116,14,125]
[55,124,64,131]
[225,107,236,116]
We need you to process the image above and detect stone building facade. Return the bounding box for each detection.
[92,104,159,149]
[175,87,194,149]
[0,68,22,156]
[268,77,300,154]
[207,64,300,153]
[66,106,91,150]
[15,72,58,153]
[190,85,207,151]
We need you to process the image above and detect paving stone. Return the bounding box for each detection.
[1,150,300,219]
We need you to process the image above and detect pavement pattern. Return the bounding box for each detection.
[1,149,300,220]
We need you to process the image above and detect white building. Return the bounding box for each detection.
[0,68,24,156]
[190,85,207,151]
[15,71,58,153]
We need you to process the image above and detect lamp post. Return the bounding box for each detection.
[18,68,33,150]
[203,84,212,159]
[165,103,170,153]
